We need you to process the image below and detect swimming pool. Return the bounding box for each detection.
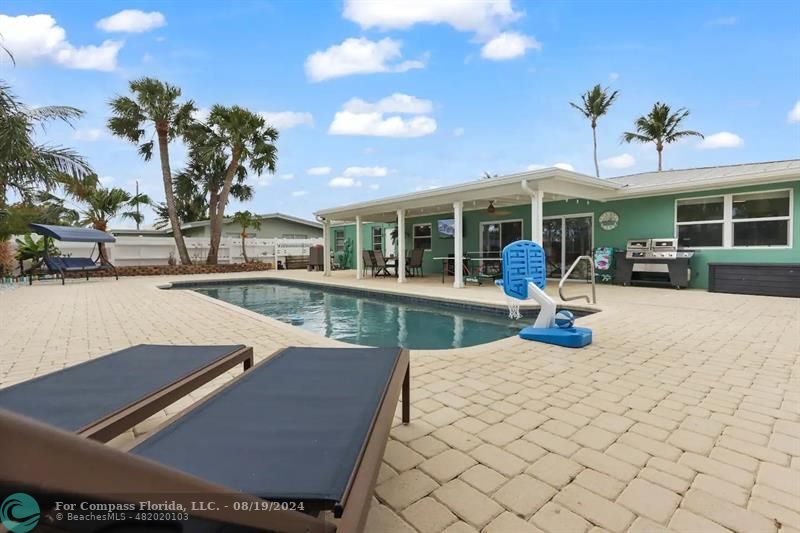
[184,280,538,350]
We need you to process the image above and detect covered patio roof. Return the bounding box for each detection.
[315,168,621,223]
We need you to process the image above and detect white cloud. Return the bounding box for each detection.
[305,37,424,82]
[600,153,636,169]
[73,128,104,141]
[329,112,437,138]
[278,173,295,181]
[291,190,308,197]
[368,184,380,190]
[329,176,361,188]
[97,10,166,33]
[707,16,736,26]
[343,0,521,35]
[415,184,441,191]
[480,32,541,60]
[609,72,620,81]
[453,127,465,137]
[259,111,313,129]
[527,162,575,171]
[98,175,115,186]
[343,93,433,114]
[697,131,744,149]
[306,166,332,176]
[0,14,122,71]
[329,94,437,138]
[344,166,389,177]
[787,101,800,123]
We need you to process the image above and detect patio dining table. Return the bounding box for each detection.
[384,257,411,277]
[433,256,503,284]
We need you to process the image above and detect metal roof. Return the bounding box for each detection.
[609,159,800,189]
[29,224,116,243]
[180,212,322,230]
[315,159,800,222]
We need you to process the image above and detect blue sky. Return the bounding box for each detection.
[1,0,799,226]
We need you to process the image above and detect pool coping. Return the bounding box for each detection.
[162,276,597,320]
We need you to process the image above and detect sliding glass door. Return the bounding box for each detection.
[480,220,523,276]
[543,214,593,279]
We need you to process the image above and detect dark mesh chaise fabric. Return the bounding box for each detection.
[0,345,244,432]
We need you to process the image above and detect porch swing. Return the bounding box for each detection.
[27,223,118,285]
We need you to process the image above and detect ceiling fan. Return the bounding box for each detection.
[486,200,512,216]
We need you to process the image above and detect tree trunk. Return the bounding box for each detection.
[656,142,663,171]
[206,149,241,265]
[241,231,248,263]
[156,125,192,265]
[592,122,599,178]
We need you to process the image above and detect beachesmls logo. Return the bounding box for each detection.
[1,493,40,533]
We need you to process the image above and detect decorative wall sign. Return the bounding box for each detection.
[599,211,619,230]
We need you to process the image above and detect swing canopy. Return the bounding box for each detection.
[29,223,116,243]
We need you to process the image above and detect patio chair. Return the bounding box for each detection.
[362,250,376,277]
[408,247,425,277]
[1,346,410,533]
[372,249,392,277]
[0,344,253,443]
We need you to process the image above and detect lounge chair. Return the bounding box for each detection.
[1,346,410,533]
[0,344,253,442]
[28,223,119,285]
[408,248,424,277]
[372,250,392,277]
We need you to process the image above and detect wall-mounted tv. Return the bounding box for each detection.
[438,219,455,238]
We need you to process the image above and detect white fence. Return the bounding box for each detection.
[11,235,323,267]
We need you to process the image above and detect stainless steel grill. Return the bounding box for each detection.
[626,238,694,260]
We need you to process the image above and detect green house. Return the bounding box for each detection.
[316,160,799,292]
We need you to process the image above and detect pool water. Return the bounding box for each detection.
[191,282,524,349]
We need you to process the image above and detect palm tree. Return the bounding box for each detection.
[231,211,261,263]
[569,84,619,177]
[152,150,255,230]
[187,105,278,264]
[107,78,195,264]
[622,102,703,171]
[0,81,91,207]
[58,174,151,261]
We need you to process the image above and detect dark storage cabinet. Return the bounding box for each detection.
[708,263,800,297]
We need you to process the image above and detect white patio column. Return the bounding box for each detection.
[453,200,464,288]
[531,191,543,245]
[355,215,363,279]
[322,219,331,276]
[397,209,407,283]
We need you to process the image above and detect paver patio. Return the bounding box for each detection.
[1,270,798,533]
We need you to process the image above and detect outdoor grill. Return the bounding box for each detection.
[619,239,694,288]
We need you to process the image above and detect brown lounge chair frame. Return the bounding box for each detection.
[0,347,409,533]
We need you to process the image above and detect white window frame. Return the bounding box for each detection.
[412,223,432,251]
[479,218,525,255]
[334,229,345,253]
[372,227,383,251]
[675,188,793,250]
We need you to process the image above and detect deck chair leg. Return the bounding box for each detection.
[402,364,410,424]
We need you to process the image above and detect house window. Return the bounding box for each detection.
[676,196,725,248]
[372,227,383,251]
[413,223,432,250]
[732,190,791,247]
[334,230,345,252]
[676,189,792,249]
[281,233,308,239]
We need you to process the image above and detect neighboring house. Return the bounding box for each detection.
[318,160,799,292]
[113,213,322,240]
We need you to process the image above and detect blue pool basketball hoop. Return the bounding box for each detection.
[496,240,592,348]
